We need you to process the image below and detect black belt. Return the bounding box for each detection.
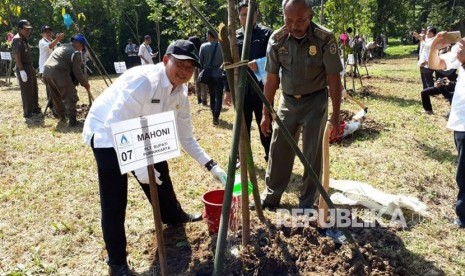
[283,88,326,100]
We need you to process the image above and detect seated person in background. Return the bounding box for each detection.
[421,68,457,114]
[364,41,377,61]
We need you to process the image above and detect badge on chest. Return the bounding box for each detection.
[309,45,317,56]
[151,99,160,103]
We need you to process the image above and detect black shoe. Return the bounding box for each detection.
[32,107,42,115]
[167,212,202,226]
[202,101,208,106]
[298,202,317,210]
[24,113,33,118]
[108,263,132,276]
[181,212,202,223]
[213,117,219,125]
[68,116,82,127]
[249,199,279,211]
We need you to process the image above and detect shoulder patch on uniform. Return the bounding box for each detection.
[330,43,337,55]
[270,25,289,44]
[313,23,333,41]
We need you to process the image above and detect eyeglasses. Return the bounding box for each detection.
[170,56,195,73]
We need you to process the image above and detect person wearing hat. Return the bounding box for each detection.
[12,19,41,118]
[38,25,65,113]
[138,35,157,65]
[82,39,227,274]
[38,25,65,75]
[43,34,90,126]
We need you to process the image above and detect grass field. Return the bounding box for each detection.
[1,45,464,275]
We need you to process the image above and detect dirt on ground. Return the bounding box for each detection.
[147,214,443,276]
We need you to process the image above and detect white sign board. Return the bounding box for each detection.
[347,54,355,65]
[1,52,12,60]
[114,62,127,74]
[111,111,181,174]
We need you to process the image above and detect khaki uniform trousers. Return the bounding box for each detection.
[17,64,39,117]
[263,89,328,208]
[43,75,79,118]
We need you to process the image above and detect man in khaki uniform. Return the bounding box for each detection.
[12,20,40,118]
[43,34,90,126]
[260,0,342,209]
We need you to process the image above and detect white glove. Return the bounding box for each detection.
[134,167,162,185]
[19,70,27,82]
[211,165,227,185]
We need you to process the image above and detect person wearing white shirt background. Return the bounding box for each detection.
[38,25,64,112]
[418,26,437,89]
[38,25,64,74]
[83,40,227,274]
[428,32,465,229]
[138,35,157,65]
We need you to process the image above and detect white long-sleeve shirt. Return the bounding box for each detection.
[442,45,465,131]
[38,38,53,74]
[82,63,211,166]
[418,37,433,68]
[138,43,154,65]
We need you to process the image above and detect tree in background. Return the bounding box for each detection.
[1,0,464,72]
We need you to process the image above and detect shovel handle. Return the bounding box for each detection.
[318,121,332,227]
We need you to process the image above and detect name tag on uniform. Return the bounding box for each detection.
[151,99,160,103]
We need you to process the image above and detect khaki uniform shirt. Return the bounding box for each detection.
[43,43,89,87]
[12,33,33,66]
[266,22,342,95]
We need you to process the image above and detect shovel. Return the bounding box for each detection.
[317,122,347,245]
[342,89,368,121]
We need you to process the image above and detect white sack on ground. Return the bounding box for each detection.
[329,179,429,217]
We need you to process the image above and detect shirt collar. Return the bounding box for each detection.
[19,33,28,42]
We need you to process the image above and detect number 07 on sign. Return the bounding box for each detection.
[111,111,181,174]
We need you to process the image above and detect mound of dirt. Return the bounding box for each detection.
[150,215,441,275]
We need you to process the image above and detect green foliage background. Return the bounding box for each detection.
[0,0,464,72]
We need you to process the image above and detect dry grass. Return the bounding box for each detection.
[0,53,464,275]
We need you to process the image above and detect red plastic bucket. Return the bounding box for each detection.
[201,190,237,234]
[330,120,347,143]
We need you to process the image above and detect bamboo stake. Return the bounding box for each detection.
[147,166,167,275]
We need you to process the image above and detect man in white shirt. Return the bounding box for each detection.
[38,25,64,113]
[418,26,437,89]
[83,40,227,274]
[38,25,64,74]
[429,32,465,229]
[138,35,156,65]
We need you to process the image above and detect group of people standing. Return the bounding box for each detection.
[415,26,458,116]
[12,19,90,126]
[124,35,158,68]
[415,26,465,230]
[81,0,343,274]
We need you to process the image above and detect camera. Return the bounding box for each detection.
[437,78,447,85]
